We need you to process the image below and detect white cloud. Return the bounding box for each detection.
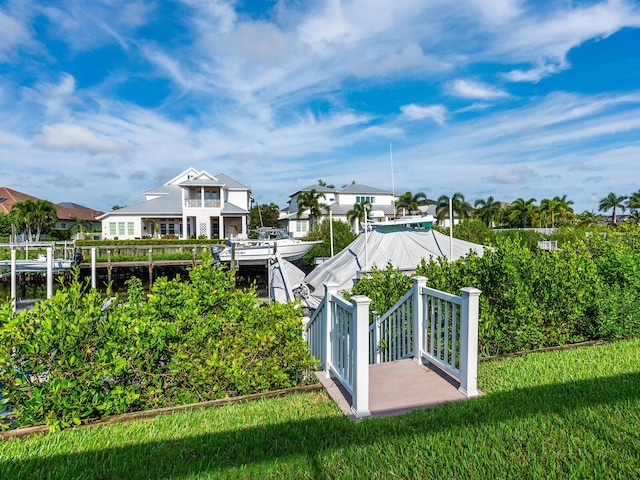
[0,9,30,59]
[33,123,132,155]
[449,79,510,100]
[484,166,539,184]
[400,104,447,125]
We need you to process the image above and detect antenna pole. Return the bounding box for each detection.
[390,143,395,197]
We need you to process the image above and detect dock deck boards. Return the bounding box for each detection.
[316,358,473,419]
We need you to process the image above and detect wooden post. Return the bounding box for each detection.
[351,294,371,418]
[458,287,481,397]
[412,276,427,365]
[323,283,338,378]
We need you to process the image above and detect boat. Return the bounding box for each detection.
[217,228,322,265]
[369,214,435,231]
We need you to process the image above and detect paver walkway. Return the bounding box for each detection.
[316,358,477,419]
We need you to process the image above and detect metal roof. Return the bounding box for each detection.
[215,173,250,190]
[221,203,249,215]
[338,184,393,195]
[98,186,183,219]
[178,179,226,187]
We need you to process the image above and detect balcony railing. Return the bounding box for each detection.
[184,199,221,208]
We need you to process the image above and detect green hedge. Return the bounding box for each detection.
[0,251,317,431]
[349,225,640,356]
[77,238,228,246]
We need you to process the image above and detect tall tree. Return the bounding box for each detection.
[317,179,335,188]
[296,189,326,230]
[577,210,600,227]
[31,199,58,241]
[347,201,371,233]
[249,203,280,230]
[436,192,473,223]
[507,197,537,228]
[473,196,501,227]
[598,192,627,224]
[395,191,427,216]
[627,190,640,211]
[9,200,36,240]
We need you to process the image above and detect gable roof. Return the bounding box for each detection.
[0,187,39,214]
[55,203,104,222]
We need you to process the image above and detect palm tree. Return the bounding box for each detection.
[577,210,600,227]
[347,201,371,233]
[297,188,327,230]
[9,200,36,240]
[627,190,640,211]
[395,191,427,217]
[436,192,473,223]
[554,195,575,225]
[530,206,548,228]
[31,199,58,241]
[507,197,537,228]
[598,192,627,224]
[540,197,559,228]
[473,196,501,227]
[628,210,640,224]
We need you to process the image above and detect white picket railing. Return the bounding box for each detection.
[304,276,481,416]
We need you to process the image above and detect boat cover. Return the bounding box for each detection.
[301,227,487,308]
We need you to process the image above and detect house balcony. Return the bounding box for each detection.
[185,199,221,208]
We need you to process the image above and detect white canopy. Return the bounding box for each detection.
[301,227,487,308]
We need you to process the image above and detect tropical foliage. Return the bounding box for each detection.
[299,219,357,266]
[0,251,317,431]
[249,203,280,230]
[395,191,427,216]
[296,188,327,230]
[436,192,473,223]
[346,201,370,232]
[8,199,58,241]
[598,192,627,224]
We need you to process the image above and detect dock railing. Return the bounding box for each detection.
[305,276,481,412]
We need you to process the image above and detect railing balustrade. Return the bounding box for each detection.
[305,275,481,413]
[184,199,221,208]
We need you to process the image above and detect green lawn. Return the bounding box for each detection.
[2,339,640,479]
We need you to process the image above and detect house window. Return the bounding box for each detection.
[160,223,167,235]
[118,222,125,236]
[109,223,116,236]
[356,196,375,204]
[127,222,134,235]
[296,221,307,233]
[168,223,176,235]
[61,223,66,228]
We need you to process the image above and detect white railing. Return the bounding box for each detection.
[304,277,480,416]
[303,283,371,418]
[369,288,414,364]
[184,199,221,208]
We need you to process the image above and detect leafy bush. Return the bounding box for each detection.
[345,227,640,357]
[297,220,357,267]
[0,252,317,431]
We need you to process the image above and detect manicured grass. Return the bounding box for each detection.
[2,339,640,479]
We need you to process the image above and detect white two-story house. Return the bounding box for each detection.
[281,184,398,238]
[98,168,251,240]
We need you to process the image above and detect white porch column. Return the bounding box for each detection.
[351,294,371,418]
[91,247,97,289]
[458,287,482,397]
[412,276,427,364]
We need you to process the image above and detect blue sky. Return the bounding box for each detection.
[1,0,640,214]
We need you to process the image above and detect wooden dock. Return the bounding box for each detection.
[316,358,477,419]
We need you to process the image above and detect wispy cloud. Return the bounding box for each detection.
[33,123,132,155]
[400,104,447,125]
[449,79,511,100]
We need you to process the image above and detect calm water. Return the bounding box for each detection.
[0,265,268,302]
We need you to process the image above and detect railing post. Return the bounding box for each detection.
[459,287,482,397]
[46,247,53,299]
[412,276,427,364]
[371,311,379,364]
[323,283,338,378]
[351,295,371,418]
[10,248,16,312]
[91,247,96,289]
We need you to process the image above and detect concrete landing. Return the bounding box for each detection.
[316,358,476,420]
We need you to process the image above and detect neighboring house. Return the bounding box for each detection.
[98,168,251,240]
[281,184,398,238]
[0,187,103,232]
[55,202,104,231]
[0,187,39,214]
